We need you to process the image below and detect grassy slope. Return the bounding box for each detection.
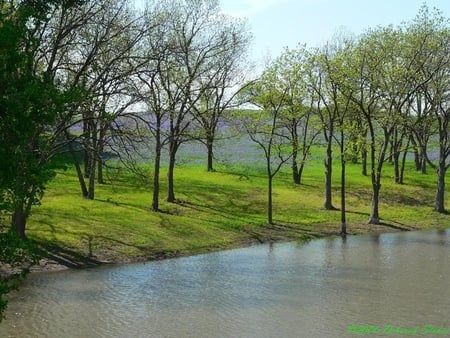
[26,154,450,266]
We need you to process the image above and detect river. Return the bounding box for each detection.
[1,230,450,337]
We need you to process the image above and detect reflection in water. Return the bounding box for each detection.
[1,230,450,338]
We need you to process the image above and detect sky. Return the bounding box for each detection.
[219,0,450,69]
[133,0,450,72]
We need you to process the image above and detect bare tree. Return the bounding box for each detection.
[318,34,355,234]
[34,0,146,199]
[190,14,252,172]
[306,47,340,210]
[132,5,173,212]
[142,0,250,203]
[240,68,292,225]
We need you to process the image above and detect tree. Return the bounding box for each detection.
[0,0,79,319]
[272,45,320,185]
[405,5,450,213]
[306,47,341,210]
[240,69,292,225]
[78,0,145,199]
[317,34,355,234]
[133,5,172,212]
[33,0,145,200]
[0,0,73,238]
[142,0,248,203]
[190,14,251,172]
[408,92,435,174]
[345,27,407,224]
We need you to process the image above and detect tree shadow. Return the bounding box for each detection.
[33,229,167,268]
[344,209,370,217]
[34,240,103,269]
[377,221,414,231]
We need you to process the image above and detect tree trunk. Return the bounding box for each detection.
[394,151,401,184]
[83,120,91,179]
[340,130,346,235]
[291,131,300,184]
[435,163,447,213]
[75,154,89,198]
[414,149,420,171]
[12,207,27,240]
[97,157,104,185]
[387,139,394,164]
[267,175,273,225]
[68,141,89,198]
[65,131,88,198]
[367,123,387,225]
[87,153,96,200]
[206,137,214,172]
[292,155,300,185]
[87,121,98,200]
[324,135,335,210]
[84,150,91,178]
[420,152,427,174]
[152,124,162,212]
[368,181,381,224]
[152,152,161,212]
[167,149,176,203]
[399,139,410,185]
[360,129,368,176]
[97,128,106,184]
[411,135,421,172]
[361,147,368,176]
[297,162,305,185]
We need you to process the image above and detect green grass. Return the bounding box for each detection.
[25,153,450,266]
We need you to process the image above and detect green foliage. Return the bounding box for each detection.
[0,1,73,231]
[0,0,73,320]
[0,229,40,321]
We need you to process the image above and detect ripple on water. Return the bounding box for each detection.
[1,230,450,338]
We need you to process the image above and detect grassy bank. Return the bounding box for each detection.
[26,156,450,268]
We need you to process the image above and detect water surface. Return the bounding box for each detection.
[1,230,450,337]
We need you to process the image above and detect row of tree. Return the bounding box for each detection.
[1,0,249,318]
[1,1,449,242]
[1,0,449,317]
[0,0,251,240]
[241,5,450,232]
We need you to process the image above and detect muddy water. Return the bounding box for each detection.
[1,230,450,337]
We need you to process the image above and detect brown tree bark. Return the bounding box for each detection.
[206,136,214,172]
[267,175,273,225]
[435,163,447,213]
[167,146,176,203]
[368,181,381,224]
[340,129,347,235]
[151,122,162,212]
[324,134,336,210]
[12,208,27,240]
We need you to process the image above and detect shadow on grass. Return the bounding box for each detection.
[32,226,159,268]
[34,240,103,268]
[346,209,370,217]
[175,177,267,217]
[378,221,414,232]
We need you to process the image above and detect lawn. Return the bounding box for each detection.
[25,147,450,266]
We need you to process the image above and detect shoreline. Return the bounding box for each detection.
[28,221,423,274]
[11,163,448,277]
